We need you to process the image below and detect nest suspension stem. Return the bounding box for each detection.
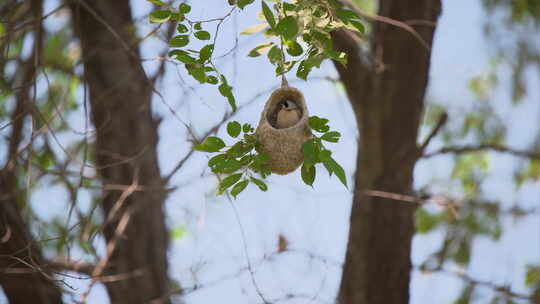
[279,38,289,88]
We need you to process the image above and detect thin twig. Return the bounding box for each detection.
[422,144,540,161]
[418,112,448,155]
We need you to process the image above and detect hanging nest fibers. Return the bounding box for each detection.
[256,86,312,175]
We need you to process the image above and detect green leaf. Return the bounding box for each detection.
[169,50,197,64]
[170,35,189,47]
[206,75,218,84]
[243,123,252,133]
[237,0,255,9]
[218,173,243,194]
[36,151,54,170]
[335,9,360,24]
[454,238,471,265]
[199,44,214,62]
[193,136,226,152]
[231,180,249,198]
[261,1,276,28]
[250,177,268,191]
[171,226,186,240]
[275,61,296,75]
[276,16,298,41]
[208,153,228,169]
[302,139,318,165]
[146,0,168,7]
[312,31,332,51]
[415,208,440,234]
[227,121,242,138]
[328,50,348,65]
[267,45,282,65]
[170,12,184,22]
[321,131,341,142]
[318,149,331,162]
[149,10,171,23]
[194,23,202,30]
[286,41,303,56]
[283,2,296,11]
[308,116,330,132]
[525,265,540,287]
[327,0,343,8]
[177,23,189,33]
[217,159,243,174]
[296,60,312,80]
[301,163,316,186]
[179,3,191,14]
[240,155,253,165]
[194,31,211,40]
[248,42,274,57]
[186,64,206,83]
[350,20,365,34]
[323,157,347,188]
[219,76,237,112]
[241,23,269,35]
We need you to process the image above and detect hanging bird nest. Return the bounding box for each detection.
[256,85,312,175]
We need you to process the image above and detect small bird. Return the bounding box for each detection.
[276,99,301,129]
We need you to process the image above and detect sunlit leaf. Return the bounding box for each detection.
[248,42,274,57]
[149,10,171,23]
[241,23,269,35]
[171,226,186,240]
[286,41,303,56]
[146,0,168,7]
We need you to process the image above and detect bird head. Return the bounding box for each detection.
[281,99,298,111]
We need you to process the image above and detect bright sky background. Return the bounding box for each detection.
[1,0,539,303]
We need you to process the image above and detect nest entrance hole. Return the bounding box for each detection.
[267,96,304,129]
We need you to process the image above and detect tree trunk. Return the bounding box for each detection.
[333,1,441,303]
[70,1,171,303]
[0,0,63,300]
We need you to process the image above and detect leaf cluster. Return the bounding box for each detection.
[301,116,347,187]
[242,0,365,80]
[148,1,237,111]
[193,122,271,198]
[193,116,347,198]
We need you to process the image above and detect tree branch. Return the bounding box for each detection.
[417,112,448,156]
[422,144,540,161]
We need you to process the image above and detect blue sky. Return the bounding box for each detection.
[1,0,539,303]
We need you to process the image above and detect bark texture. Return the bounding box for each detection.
[333,1,441,303]
[70,1,170,303]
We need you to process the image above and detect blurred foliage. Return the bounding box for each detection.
[0,0,102,264]
[1,1,539,303]
[414,0,540,302]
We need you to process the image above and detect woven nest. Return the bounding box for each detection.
[256,86,312,175]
